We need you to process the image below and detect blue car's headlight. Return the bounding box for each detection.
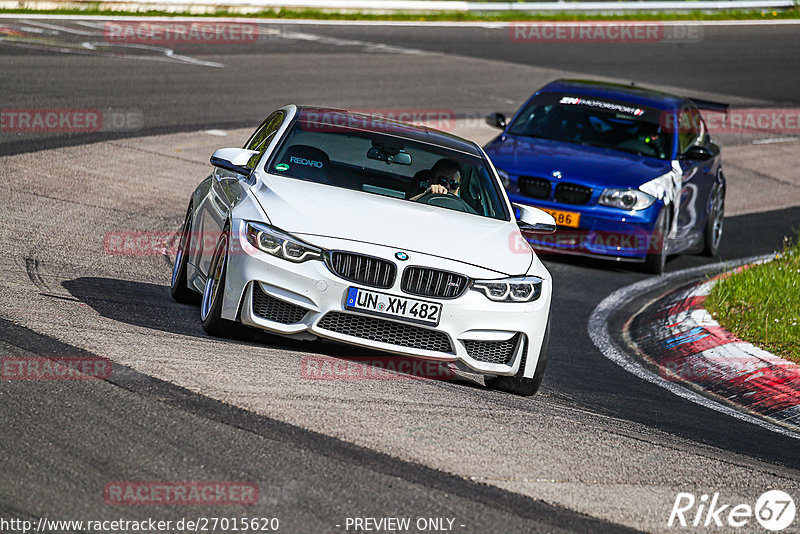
[598,188,655,211]
[471,276,543,302]
[244,221,322,262]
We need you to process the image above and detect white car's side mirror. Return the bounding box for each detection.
[210,148,260,176]
[513,203,556,234]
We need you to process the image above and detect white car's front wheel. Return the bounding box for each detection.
[201,231,233,336]
[485,320,550,396]
[171,204,199,304]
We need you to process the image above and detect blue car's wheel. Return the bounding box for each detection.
[642,208,668,275]
[702,185,725,257]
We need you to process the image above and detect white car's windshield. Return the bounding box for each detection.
[268,113,510,221]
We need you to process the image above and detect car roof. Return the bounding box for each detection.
[294,106,483,157]
[537,79,685,111]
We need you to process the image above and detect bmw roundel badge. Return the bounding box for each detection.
[395,252,409,261]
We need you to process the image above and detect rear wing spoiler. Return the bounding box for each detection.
[690,98,730,113]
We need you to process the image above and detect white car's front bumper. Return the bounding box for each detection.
[221,225,551,378]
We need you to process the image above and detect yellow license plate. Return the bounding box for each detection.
[539,208,580,228]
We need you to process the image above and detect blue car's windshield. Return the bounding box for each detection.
[267,111,510,221]
[508,93,672,160]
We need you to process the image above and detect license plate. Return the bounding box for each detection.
[539,207,580,228]
[345,287,441,326]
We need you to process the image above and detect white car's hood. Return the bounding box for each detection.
[252,176,532,276]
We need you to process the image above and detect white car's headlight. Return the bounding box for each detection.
[496,168,511,188]
[598,188,655,211]
[244,221,322,263]
[471,276,543,302]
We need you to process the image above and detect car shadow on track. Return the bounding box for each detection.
[535,248,687,275]
[62,276,485,389]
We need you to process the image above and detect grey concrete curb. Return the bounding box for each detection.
[589,255,800,440]
[627,262,800,433]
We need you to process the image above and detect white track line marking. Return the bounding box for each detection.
[752,137,799,145]
[2,15,800,26]
[588,254,800,440]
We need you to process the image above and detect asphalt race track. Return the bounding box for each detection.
[1,17,800,533]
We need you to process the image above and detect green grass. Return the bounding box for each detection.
[706,239,800,363]
[1,6,799,21]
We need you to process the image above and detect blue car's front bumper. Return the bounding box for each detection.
[509,194,664,261]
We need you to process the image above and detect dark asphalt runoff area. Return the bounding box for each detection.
[1,17,799,533]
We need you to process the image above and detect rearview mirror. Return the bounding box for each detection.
[366,147,412,165]
[513,203,556,234]
[486,112,507,129]
[210,148,260,176]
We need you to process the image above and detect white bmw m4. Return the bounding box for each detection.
[171,105,556,395]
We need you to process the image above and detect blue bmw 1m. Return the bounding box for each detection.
[484,79,727,274]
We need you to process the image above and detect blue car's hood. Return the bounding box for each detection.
[485,134,671,188]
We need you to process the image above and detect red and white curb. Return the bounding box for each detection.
[589,256,800,439]
[629,267,800,431]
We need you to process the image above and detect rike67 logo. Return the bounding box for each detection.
[668,490,795,531]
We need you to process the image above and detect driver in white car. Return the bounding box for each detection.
[410,159,461,201]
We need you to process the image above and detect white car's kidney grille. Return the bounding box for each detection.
[463,333,522,365]
[326,251,396,289]
[252,284,308,324]
[317,312,453,353]
[401,267,469,299]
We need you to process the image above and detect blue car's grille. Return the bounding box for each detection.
[518,176,551,200]
[554,183,592,204]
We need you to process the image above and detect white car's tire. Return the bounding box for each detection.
[201,231,236,336]
[485,319,550,397]
[171,204,200,304]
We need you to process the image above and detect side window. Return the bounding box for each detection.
[678,105,703,154]
[245,111,285,168]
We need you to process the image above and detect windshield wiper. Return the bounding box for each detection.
[577,140,609,148]
[510,132,550,140]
